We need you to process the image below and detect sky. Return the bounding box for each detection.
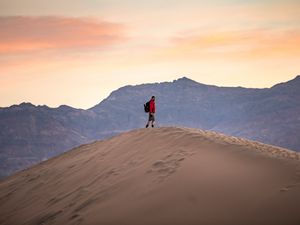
[0,0,299,109]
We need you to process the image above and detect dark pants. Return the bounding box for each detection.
[148,113,155,122]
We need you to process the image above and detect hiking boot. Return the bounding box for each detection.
[146,124,149,128]
[152,124,154,128]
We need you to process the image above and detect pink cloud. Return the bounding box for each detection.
[0,16,126,53]
[157,28,300,60]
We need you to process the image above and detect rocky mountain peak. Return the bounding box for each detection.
[271,75,300,93]
[19,102,36,108]
[174,76,198,84]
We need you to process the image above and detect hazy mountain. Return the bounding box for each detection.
[1,75,299,178]
[0,103,116,178]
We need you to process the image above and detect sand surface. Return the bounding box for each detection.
[0,127,300,225]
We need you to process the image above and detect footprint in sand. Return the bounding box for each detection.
[69,214,84,225]
[280,187,289,192]
[148,149,188,182]
[36,210,63,225]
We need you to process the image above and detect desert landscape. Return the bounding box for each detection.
[2,1,300,224]
[1,75,300,179]
[0,127,299,225]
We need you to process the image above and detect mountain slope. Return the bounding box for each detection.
[0,103,107,178]
[0,127,299,225]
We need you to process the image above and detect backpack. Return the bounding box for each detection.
[144,101,150,113]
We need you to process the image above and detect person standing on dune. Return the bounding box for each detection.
[145,96,156,128]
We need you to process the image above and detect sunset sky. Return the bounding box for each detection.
[1,0,299,109]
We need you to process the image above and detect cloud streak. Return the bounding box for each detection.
[156,28,300,60]
[0,16,126,54]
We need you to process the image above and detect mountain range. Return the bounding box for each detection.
[1,75,300,178]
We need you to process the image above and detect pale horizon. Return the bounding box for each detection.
[1,0,299,109]
[1,75,299,110]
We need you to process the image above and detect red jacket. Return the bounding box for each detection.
[149,99,155,113]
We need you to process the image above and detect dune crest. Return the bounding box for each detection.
[0,127,300,225]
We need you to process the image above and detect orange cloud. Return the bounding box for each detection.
[158,28,300,60]
[0,16,126,54]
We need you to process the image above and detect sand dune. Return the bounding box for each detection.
[0,127,300,225]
